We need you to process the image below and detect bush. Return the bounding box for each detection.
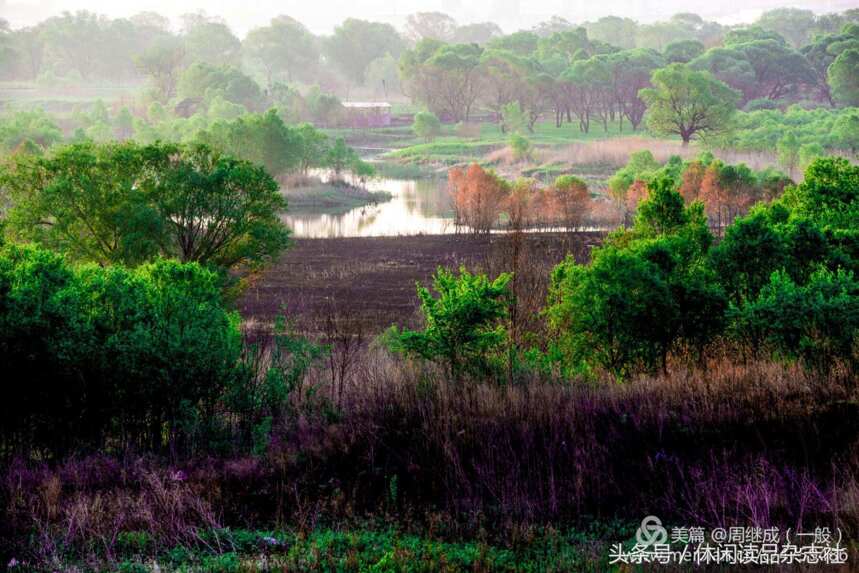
[412,110,442,142]
[390,266,511,381]
[0,244,243,456]
[731,268,859,370]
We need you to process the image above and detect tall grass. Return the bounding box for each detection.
[4,350,857,566]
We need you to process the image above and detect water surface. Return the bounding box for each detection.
[284,173,455,238]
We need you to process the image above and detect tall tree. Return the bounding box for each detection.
[405,12,458,42]
[243,16,319,86]
[181,14,241,67]
[326,19,405,85]
[639,64,740,145]
[829,48,859,107]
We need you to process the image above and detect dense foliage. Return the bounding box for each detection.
[1,141,290,273]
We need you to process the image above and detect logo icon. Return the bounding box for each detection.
[636,515,668,547]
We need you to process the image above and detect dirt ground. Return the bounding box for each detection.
[238,232,604,336]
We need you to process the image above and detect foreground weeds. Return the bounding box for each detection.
[3,357,859,570]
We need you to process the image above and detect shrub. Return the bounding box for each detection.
[731,268,859,370]
[390,266,511,381]
[0,244,243,456]
[412,110,442,142]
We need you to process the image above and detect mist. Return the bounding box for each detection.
[2,0,856,35]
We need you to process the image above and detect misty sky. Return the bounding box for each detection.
[1,0,856,36]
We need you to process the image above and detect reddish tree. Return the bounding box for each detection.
[449,164,510,234]
[547,175,590,231]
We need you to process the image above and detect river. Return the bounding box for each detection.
[283,173,456,238]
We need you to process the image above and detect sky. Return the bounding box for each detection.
[1,0,857,36]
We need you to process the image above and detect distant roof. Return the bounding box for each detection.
[343,102,392,108]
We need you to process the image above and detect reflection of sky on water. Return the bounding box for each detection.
[284,175,456,238]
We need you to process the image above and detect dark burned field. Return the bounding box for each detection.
[239,232,604,335]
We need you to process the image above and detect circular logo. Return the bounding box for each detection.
[636,515,668,547]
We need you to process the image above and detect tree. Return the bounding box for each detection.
[199,109,305,176]
[401,42,485,122]
[2,142,166,265]
[1,141,290,273]
[829,48,859,106]
[135,39,185,102]
[412,111,442,142]
[833,110,859,155]
[243,16,318,86]
[326,19,405,85]
[756,8,817,48]
[0,243,243,455]
[548,178,722,377]
[664,40,705,64]
[548,175,590,230]
[775,133,801,179]
[151,143,289,270]
[731,268,859,370]
[453,22,503,45]
[405,12,458,42]
[639,63,740,145]
[448,164,510,233]
[586,16,637,49]
[802,24,859,105]
[181,14,241,66]
[391,266,511,380]
[0,110,63,152]
[176,63,264,111]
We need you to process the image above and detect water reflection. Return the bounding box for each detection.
[284,174,456,238]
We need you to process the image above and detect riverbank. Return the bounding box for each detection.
[282,177,392,215]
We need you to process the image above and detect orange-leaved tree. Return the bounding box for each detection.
[449,164,510,234]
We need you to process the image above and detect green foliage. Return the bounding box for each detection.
[500,101,527,134]
[177,63,264,111]
[243,15,319,85]
[199,109,304,176]
[664,39,705,63]
[548,179,722,378]
[0,110,63,153]
[391,267,511,380]
[832,110,859,154]
[727,106,859,155]
[829,48,859,106]
[731,268,859,369]
[1,141,289,273]
[607,150,661,198]
[412,111,442,142]
[326,18,406,84]
[508,132,532,161]
[639,63,740,144]
[0,244,242,455]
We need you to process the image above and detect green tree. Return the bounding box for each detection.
[412,110,442,142]
[639,63,740,145]
[391,266,511,380]
[548,177,723,377]
[731,268,859,370]
[181,15,241,67]
[829,48,859,106]
[833,110,859,155]
[243,15,319,86]
[0,244,243,455]
[2,141,290,273]
[664,40,705,63]
[326,19,405,85]
[135,38,185,102]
